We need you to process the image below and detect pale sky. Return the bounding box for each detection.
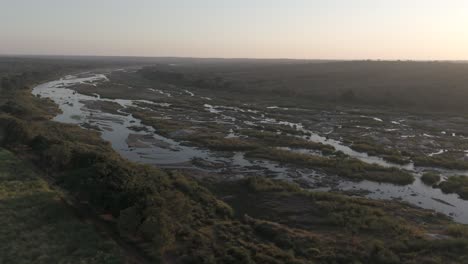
[1,0,467,60]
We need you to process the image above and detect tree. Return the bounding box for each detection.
[340,89,356,102]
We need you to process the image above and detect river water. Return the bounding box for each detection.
[32,71,468,224]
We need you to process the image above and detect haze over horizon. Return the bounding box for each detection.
[1,0,467,60]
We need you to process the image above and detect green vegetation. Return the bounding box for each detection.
[139,61,468,114]
[130,112,339,154]
[438,176,468,199]
[0,82,323,262]
[350,140,410,165]
[81,100,124,115]
[186,129,336,153]
[413,156,468,170]
[447,224,468,238]
[186,132,259,151]
[130,110,188,136]
[0,111,236,261]
[241,129,336,155]
[0,148,125,263]
[246,147,414,185]
[208,177,468,264]
[421,172,441,186]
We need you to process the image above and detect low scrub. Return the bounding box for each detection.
[209,177,468,264]
[351,141,410,165]
[413,156,468,170]
[241,129,336,155]
[246,148,414,185]
[438,176,468,199]
[421,172,441,186]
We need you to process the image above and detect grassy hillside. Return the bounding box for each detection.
[0,148,125,264]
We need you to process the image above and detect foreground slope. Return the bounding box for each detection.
[0,148,126,263]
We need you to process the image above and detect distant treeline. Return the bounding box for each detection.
[140,61,468,113]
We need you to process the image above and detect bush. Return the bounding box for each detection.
[43,144,72,169]
[421,172,441,186]
[438,176,468,199]
[0,116,31,145]
[222,246,254,264]
[447,224,468,238]
[139,212,175,252]
[30,135,50,152]
[118,206,142,235]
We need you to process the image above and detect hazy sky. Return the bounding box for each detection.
[1,0,467,59]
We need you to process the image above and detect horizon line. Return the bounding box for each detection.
[0,53,467,63]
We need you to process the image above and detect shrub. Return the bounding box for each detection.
[421,172,441,186]
[447,224,468,238]
[43,144,72,169]
[0,116,31,145]
[30,135,50,152]
[118,206,142,235]
[438,176,468,199]
[222,246,254,264]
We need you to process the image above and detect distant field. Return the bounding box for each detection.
[0,148,125,264]
[140,61,468,113]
